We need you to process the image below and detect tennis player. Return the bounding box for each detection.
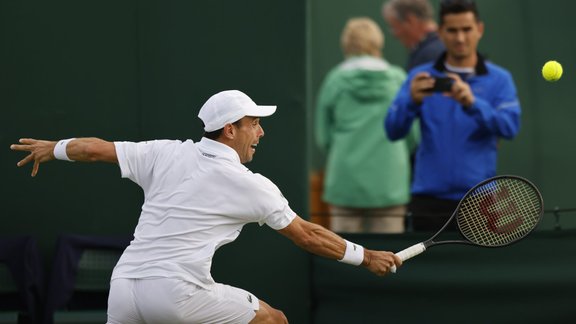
[11,89,402,324]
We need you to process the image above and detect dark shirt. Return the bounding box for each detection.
[407,32,445,71]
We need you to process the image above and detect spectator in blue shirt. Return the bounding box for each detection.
[385,0,521,231]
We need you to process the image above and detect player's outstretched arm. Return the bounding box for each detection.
[278,216,401,276]
[10,137,117,177]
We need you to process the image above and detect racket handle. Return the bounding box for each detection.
[390,242,426,273]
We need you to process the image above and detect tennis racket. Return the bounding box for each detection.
[391,175,543,273]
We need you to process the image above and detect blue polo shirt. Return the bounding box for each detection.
[385,53,521,200]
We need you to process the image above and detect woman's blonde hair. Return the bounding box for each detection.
[340,17,384,57]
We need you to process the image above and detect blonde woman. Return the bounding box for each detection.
[315,17,418,234]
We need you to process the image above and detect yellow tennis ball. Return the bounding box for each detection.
[542,60,563,82]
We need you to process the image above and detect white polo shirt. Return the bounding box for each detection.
[111,137,297,289]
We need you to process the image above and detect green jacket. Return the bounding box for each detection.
[315,56,418,207]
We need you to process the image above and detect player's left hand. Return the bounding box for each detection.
[446,73,475,107]
[10,138,57,177]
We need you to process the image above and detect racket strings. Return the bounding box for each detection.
[457,178,542,246]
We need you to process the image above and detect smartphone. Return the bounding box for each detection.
[431,77,454,92]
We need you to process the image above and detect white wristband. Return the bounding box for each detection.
[53,138,76,161]
[338,240,364,266]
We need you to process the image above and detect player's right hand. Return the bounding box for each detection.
[363,250,402,276]
[410,72,435,105]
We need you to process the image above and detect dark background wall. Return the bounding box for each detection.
[1,0,575,323]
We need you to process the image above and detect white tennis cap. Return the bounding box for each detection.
[198,90,277,132]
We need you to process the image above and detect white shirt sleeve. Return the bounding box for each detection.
[114,140,176,189]
[252,174,297,230]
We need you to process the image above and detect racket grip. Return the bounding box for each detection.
[390,243,426,273]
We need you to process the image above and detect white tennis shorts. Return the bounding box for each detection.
[107,278,259,324]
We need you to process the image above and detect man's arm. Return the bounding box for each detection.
[10,137,117,177]
[465,73,521,139]
[278,216,401,276]
[385,72,433,141]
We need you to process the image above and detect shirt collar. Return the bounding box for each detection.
[433,51,488,75]
[198,137,241,164]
